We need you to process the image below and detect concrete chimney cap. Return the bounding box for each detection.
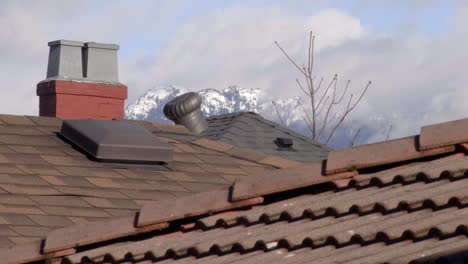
[48,40,84,47]
[85,42,120,50]
[164,92,202,120]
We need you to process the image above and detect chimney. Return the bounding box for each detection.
[36,40,127,119]
[163,92,208,134]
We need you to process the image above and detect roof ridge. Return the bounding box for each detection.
[0,113,195,136]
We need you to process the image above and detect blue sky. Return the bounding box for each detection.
[71,1,458,60]
[0,0,467,141]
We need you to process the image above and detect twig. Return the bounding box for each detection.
[326,81,372,143]
[275,31,372,145]
[272,101,285,126]
[350,128,361,147]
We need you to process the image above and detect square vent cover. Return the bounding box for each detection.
[60,119,173,163]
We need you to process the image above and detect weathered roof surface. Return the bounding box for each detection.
[0,114,297,249]
[3,117,468,264]
[201,112,330,162]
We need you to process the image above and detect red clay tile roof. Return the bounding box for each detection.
[2,116,468,263]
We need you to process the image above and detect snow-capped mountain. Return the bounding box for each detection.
[125,85,392,149]
[125,85,304,124]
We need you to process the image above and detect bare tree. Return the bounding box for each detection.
[274,31,371,145]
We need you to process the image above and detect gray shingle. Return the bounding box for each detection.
[202,112,329,162]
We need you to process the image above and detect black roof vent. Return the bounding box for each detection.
[274,137,295,151]
[60,119,173,163]
[164,92,208,135]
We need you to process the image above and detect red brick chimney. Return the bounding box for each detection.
[36,40,128,119]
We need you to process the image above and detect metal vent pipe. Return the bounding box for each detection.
[163,92,208,134]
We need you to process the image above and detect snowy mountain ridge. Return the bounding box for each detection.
[125,85,390,148]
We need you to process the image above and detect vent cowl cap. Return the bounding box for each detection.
[163,92,208,135]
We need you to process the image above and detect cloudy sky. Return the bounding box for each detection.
[0,0,467,140]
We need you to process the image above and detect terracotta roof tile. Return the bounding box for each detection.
[43,214,167,253]
[231,161,355,201]
[0,241,72,264]
[326,136,455,174]
[137,188,262,227]
[420,118,468,150]
[5,114,468,263]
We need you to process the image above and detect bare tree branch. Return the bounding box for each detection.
[325,81,371,143]
[272,101,285,126]
[385,124,393,141]
[350,128,361,147]
[315,76,336,113]
[297,100,314,134]
[302,116,314,136]
[274,41,307,76]
[296,79,311,98]
[275,31,372,146]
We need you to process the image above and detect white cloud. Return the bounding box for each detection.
[0,0,183,115]
[123,6,366,99]
[123,3,468,143]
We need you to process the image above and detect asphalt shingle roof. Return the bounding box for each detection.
[2,115,468,264]
[0,114,295,249]
[202,112,330,162]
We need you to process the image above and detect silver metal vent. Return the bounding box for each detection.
[60,119,173,163]
[163,92,208,135]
